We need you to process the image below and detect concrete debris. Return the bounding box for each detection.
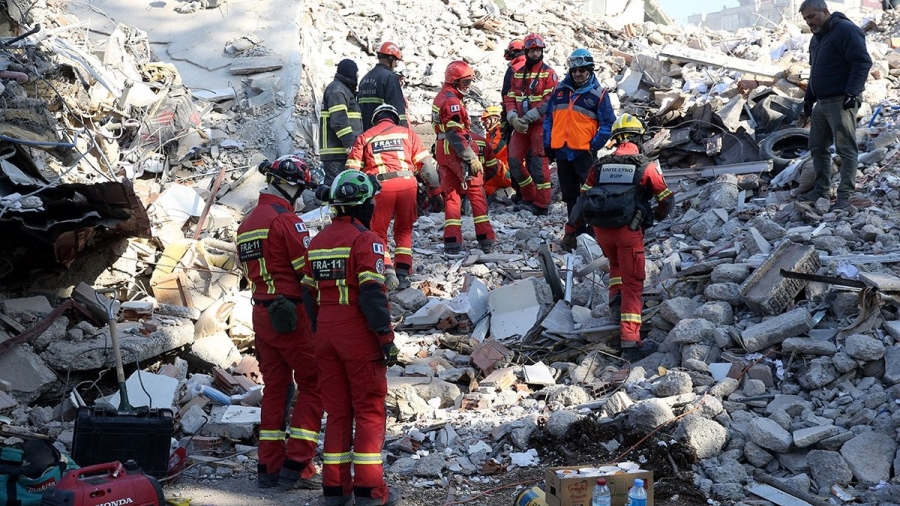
[0,0,899,504]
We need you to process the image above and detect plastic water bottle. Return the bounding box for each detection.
[591,478,611,506]
[625,478,647,506]
[192,384,232,405]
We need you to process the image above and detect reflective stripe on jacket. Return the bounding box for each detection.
[319,75,363,160]
[431,84,471,173]
[346,119,430,176]
[502,60,558,117]
[358,63,408,130]
[544,73,615,153]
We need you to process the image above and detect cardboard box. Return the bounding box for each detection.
[545,466,653,506]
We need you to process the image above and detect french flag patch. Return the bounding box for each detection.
[373,243,385,255]
[295,223,308,233]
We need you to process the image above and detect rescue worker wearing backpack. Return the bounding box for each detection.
[432,60,496,254]
[544,48,616,223]
[480,105,513,201]
[347,103,440,290]
[563,114,674,359]
[301,170,401,506]
[358,41,407,131]
[503,32,558,215]
[235,155,323,491]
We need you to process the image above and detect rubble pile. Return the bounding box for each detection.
[1,0,900,504]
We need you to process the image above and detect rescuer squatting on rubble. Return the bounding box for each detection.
[797,0,872,210]
[346,103,440,291]
[432,60,497,255]
[543,47,616,250]
[319,58,363,186]
[235,155,324,491]
[358,41,408,131]
[302,170,401,506]
[564,114,674,361]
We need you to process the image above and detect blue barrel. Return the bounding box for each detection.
[514,485,546,506]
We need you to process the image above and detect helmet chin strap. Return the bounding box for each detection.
[270,181,303,204]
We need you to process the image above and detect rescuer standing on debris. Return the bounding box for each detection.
[235,155,323,491]
[432,60,496,254]
[301,170,400,506]
[500,39,525,142]
[480,105,513,202]
[563,114,673,360]
[544,48,616,240]
[347,103,440,290]
[503,33,558,216]
[358,41,407,131]
[798,0,871,210]
[320,59,363,186]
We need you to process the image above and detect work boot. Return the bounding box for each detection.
[324,496,352,506]
[384,266,399,291]
[560,233,577,253]
[444,243,461,255]
[832,197,850,210]
[278,464,322,490]
[478,239,494,254]
[355,487,401,506]
[396,273,411,290]
[257,472,280,489]
[517,202,548,216]
[622,340,658,362]
[796,190,822,203]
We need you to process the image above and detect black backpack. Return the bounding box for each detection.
[581,153,650,229]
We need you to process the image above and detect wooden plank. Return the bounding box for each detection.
[660,44,783,77]
[151,272,194,308]
[479,367,517,391]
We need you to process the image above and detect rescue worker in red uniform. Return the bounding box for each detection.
[501,39,525,143]
[544,48,616,230]
[235,155,323,490]
[480,105,513,201]
[358,41,407,131]
[503,33,558,215]
[563,114,674,360]
[347,103,440,290]
[301,170,400,506]
[432,60,497,254]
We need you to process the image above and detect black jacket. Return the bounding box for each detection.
[357,63,407,130]
[319,74,363,161]
[806,11,872,101]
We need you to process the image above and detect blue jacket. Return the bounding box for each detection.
[806,11,871,101]
[543,73,616,161]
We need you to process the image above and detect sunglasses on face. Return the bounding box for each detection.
[459,78,473,87]
[571,67,592,75]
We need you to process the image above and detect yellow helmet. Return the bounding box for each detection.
[611,113,645,141]
[482,105,502,119]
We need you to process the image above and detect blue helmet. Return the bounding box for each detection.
[567,48,594,71]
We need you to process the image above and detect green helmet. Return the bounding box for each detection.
[330,169,380,205]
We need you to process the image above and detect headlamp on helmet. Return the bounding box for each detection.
[329,170,381,206]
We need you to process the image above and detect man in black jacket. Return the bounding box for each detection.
[358,41,407,131]
[798,0,871,210]
[320,59,363,185]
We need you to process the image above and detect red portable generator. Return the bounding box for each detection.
[39,460,163,506]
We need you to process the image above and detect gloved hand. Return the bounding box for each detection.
[523,108,541,124]
[842,94,858,110]
[511,117,529,134]
[382,342,399,367]
[561,233,577,253]
[430,192,445,213]
[460,147,484,175]
[544,146,555,160]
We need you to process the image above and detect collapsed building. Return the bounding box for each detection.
[0,0,899,504]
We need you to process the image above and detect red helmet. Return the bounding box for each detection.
[523,33,545,50]
[261,155,313,188]
[504,39,524,60]
[444,60,474,85]
[377,41,403,61]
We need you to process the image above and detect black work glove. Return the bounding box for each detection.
[561,233,577,253]
[382,342,399,367]
[842,94,858,110]
[544,147,555,160]
[430,193,445,213]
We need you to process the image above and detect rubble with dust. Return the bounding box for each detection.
[1,0,900,504]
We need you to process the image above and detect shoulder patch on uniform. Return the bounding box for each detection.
[551,74,559,84]
[373,242,385,255]
[295,223,308,233]
[375,258,385,275]
[450,104,460,113]
[303,236,311,248]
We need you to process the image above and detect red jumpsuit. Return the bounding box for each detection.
[235,192,323,482]
[503,59,558,209]
[432,84,496,249]
[569,142,673,345]
[301,215,394,504]
[483,123,513,197]
[346,118,431,277]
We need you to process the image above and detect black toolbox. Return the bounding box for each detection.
[72,406,174,479]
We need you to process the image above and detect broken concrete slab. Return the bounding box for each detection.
[488,277,549,342]
[0,344,56,403]
[739,241,819,316]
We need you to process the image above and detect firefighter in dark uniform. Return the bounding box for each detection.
[347,104,440,291]
[320,59,363,186]
[358,41,407,131]
[564,114,674,360]
[235,155,323,490]
[301,170,400,506]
